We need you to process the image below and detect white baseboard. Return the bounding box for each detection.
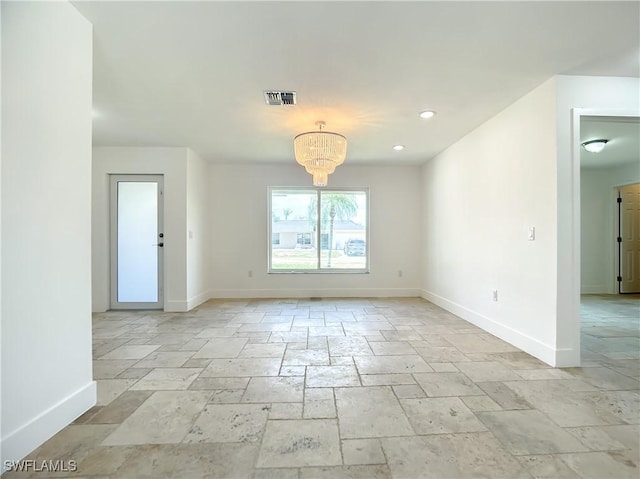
[581,285,614,294]
[187,290,212,310]
[1,381,96,471]
[164,300,188,312]
[554,348,581,368]
[419,289,576,367]
[209,288,421,299]
[165,291,212,312]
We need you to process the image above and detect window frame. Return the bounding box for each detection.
[268,186,370,274]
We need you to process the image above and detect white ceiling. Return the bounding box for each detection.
[73,1,640,166]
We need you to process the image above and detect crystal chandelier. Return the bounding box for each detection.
[294,121,347,187]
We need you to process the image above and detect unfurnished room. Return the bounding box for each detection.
[2,1,639,478]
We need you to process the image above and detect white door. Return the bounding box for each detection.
[619,183,640,293]
[110,175,164,309]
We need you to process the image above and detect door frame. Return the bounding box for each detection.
[572,108,640,366]
[109,174,165,310]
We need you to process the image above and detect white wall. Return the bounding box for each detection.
[92,147,189,312]
[581,163,640,294]
[186,150,211,308]
[421,78,560,365]
[1,1,95,466]
[555,75,640,366]
[209,164,422,297]
[421,75,640,367]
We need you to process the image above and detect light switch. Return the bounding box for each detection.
[188,230,194,239]
[528,227,535,241]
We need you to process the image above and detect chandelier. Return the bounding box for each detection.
[294,121,347,187]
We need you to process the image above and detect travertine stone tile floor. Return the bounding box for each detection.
[4,295,639,478]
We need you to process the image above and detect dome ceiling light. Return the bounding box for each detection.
[582,139,609,153]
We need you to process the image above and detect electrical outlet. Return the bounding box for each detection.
[492,290,498,302]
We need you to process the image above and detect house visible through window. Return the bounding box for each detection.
[297,233,312,246]
[269,187,369,272]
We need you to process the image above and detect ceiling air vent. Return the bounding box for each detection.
[264,90,296,106]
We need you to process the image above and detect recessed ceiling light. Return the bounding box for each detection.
[582,139,609,153]
[393,145,405,151]
[419,110,436,119]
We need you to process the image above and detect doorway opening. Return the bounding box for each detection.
[578,113,640,365]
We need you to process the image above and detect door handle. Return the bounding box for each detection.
[155,242,164,247]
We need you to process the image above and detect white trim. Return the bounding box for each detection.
[572,108,640,364]
[570,107,583,364]
[1,381,96,471]
[267,187,371,274]
[97,294,210,313]
[109,175,165,311]
[210,288,421,299]
[581,285,613,294]
[165,300,189,312]
[187,290,212,310]
[554,348,581,368]
[420,289,568,367]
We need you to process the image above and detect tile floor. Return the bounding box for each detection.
[4,295,639,478]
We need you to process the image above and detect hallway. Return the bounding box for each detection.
[581,294,640,382]
[4,297,638,478]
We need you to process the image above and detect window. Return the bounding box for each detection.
[269,187,369,273]
[297,233,312,246]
